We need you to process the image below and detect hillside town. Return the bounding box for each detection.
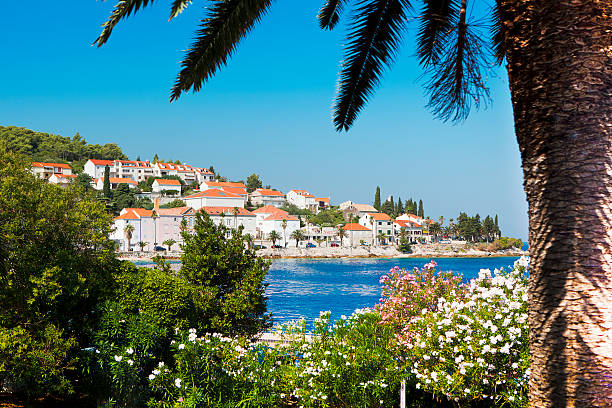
[30,159,447,253]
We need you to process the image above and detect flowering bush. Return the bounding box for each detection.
[379,258,530,407]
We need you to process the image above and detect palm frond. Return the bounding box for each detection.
[333,0,411,131]
[490,0,505,65]
[318,0,349,30]
[169,0,193,21]
[170,0,273,102]
[416,0,459,66]
[94,0,156,46]
[422,1,490,122]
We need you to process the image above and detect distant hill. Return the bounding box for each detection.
[0,125,127,173]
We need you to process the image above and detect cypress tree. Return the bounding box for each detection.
[153,153,159,163]
[102,165,111,198]
[418,199,424,218]
[397,197,403,216]
[495,214,499,227]
[374,186,381,210]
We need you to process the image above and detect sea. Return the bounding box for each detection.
[133,256,524,328]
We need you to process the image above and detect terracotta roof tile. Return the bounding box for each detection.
[254,188,284,197]
[343,223,371,231]
[154,179,182,186]
[185,188,242,199]
[252,205,288,215]
[32,162,71,169]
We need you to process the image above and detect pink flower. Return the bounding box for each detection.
[178,397,183,402]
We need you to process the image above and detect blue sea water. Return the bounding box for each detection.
[266,257,521,326]
[131,256,522,328]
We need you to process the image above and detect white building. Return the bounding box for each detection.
[360,212,394,245]
[339,201,378,217]
[250,188,285,207]
[184,188,245,210]
[154,162,214,184]
[152,178,182,195]
[48,173,77,186]
[200,206,257,237]
[111,206,196,251]
[260,213,300,247]
[342,223,373,247]
[394,219,424,243]
[94,177,137,190]
[286,189,318,211]
[84,159,213,184]
[31,162,72,180]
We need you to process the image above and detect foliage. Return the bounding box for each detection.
[180,212,272,337]
[0,125,126,172]
[268,230,282,246]
[418,199,424,218]
[103,164,111,198]
[112,183,136,212]
[307,208,345,227]
[279,203,313,216]
[398,236,412,253]
[453,212,501,242]
[381,196,395,216]
[0,147,118,397]
[290,230,306,247]
[163,239,176,251]
[374,186,381,210]
[476,237,523,252]
[378,259,530,407]
[246,173,263,193]
[76,172,93,190]
[160,199,186,208]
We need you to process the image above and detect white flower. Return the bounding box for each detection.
[175,378,182,388]
[126,347,134,355]
[127,359,134,366]
[148,374,155,380]
[114,355,122,362]
[158,362,165,367]
[178,344,185,350]
[153,369,160,375]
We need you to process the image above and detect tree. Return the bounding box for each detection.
[397,197,403,217]
[138,241,147,252]
[373,186,381,210]
[102,164,111,198]
[268,230,281,247]
[153,153,159,163]
[180,212,271,336]
[246,173,263,193]
[290,230,305,247]
[336,225,347,246]
[381,198,394,216]
[243,233,254,250]
[112,183,136,212]
[160,199,186,209]
[377,231,388,246]
[281,219,288,247]
[163,239,176,252]
[96,1,612,403]
[429,222,442,243]
[75,172,92,191]
[417,199,424,218]
[123,224,135,251]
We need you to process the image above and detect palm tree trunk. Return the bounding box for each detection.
[501,1,612,405]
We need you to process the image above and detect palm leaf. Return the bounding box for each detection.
[423,1,490,122]
[318,0,349,30]
[169,0,193,21]
[490,0,505,65]
[94,0,156,46]
[416,0,459,66]
[170,0,273,101]
[333,0,411,131]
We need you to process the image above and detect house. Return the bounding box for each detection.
[360,212,394,244]
[48,173,77,186]
[260,213,300,246]
[250,188,285,207]
[200,181,246,190]
[31,162,72,179]
[342,223,373,247]
[286,189,318,211]
[315,197,330,210]
[396,213,424,224]
[152,179,182,195]
[299,225,336,246]
[111,205,196,251]
[154,162,214,185]
[339,201,378,217]
[184,188,245,210]
[393,219,424,243]
[84,159,155,182]
[94,177,138,190]
[200,206,257,237]
[252,205,288,232]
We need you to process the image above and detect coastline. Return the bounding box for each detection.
[118,244,527,262]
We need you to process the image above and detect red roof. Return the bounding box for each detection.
[395,220,422,228]
[97,177,137,185]
[122,208,152,217]
[114,211,140,220]
[32,162,71,169]
[264,213,299,221]
[200,207,254,216]
[222,186,247,195]
[343,223,371,231]
[315,197,329,203]
[157,207,194,216]
[154,179,181,186]
[252,205,288,215]
[254,188,284,197]
[88,159,114,166]
[53,174,77,179]
[203,181,246,188]
[370,213,391,221]
[185,188,242,199]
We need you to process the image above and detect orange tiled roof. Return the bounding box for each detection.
[370,213,391,221]
[200,206,254,216]
[32,162,71,169]
[54,174,76,178]
[123,208,152,217]
[264,213,299,221]
[157,207,194,216]
[185,188,242,199]
[114,211,140,220]
[254,188,284,197]
[97,177,137,185]
[395,220,421,228]
[222,186,247,195]
[315,197,329,203]
[343,223,371,231]
[88,159,114,166]
[252,205,288,215]
[204,181,246,188]
[154,179,181,186]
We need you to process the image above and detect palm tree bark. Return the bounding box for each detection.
[501,1,612,406]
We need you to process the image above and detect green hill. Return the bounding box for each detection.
[0,125,127,172]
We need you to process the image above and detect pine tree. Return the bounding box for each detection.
[495,214,499,227]
[397,197,403,216]
[418,199,424,218]
[153,153,159,163]
[102,165,111,198]
[373,187,380,210]
[136,155,141,161]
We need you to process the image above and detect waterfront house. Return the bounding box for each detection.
[152,178,182,195]
[260,213,300,246]
[339,201,378,220]
[250,188,285,207]
[31,162,72,179]
[199,206,257,237]
[394,219,424,243]
[94,177,137,190]
[360,212,393,245]
[342,223,373,247]
[184,188,245,210]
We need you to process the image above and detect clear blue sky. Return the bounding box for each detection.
[0,1,528,239]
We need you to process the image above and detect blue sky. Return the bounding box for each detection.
[0,1,528,239]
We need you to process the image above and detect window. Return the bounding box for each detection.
[387,230,391,235]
